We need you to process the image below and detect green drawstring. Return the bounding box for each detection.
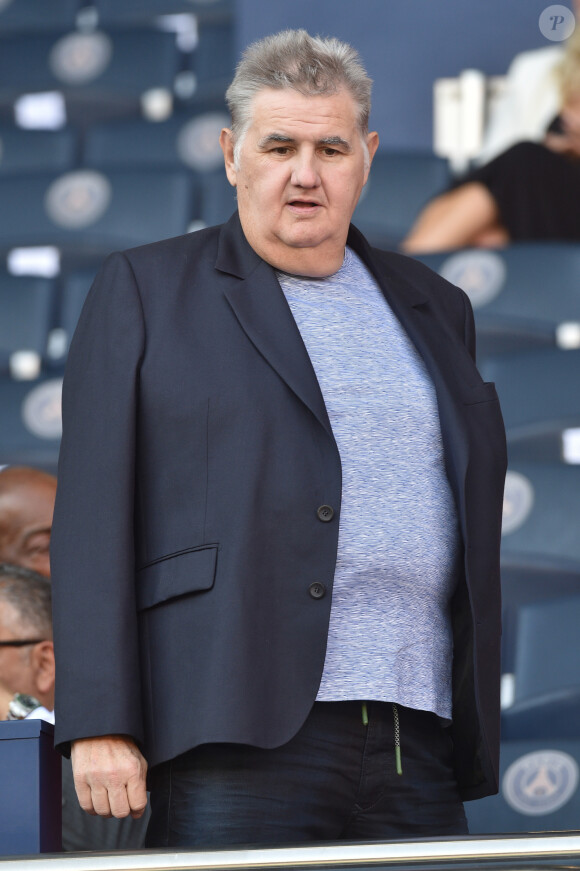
[392,703,403,775]
[361,701,369,726]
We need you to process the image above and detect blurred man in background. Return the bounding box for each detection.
[0,467,56,578]
[0,564,53,719]
[0,563,149,851]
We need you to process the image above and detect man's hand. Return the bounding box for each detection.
[71,735,148,819]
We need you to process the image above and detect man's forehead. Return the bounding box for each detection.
[0,492,54,542]
[2,480,55,509]
[249,87,359,129]
[0,598,21,631]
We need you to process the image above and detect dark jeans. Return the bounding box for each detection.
[146,700,468,848]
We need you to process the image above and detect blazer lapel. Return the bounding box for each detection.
[216,214,333,438]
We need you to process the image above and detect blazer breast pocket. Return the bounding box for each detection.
[136,544,218,611]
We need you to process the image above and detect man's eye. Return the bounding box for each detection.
[323,148,339,156]
[272,146,290,155]
[26,545,50,557]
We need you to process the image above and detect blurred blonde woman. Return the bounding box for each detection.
[403,26,580,253]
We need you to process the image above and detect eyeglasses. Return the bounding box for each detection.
[0,639,45,647]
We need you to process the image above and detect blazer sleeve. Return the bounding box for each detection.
[51,252,146,754]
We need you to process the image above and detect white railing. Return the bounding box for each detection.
[2,833,580,871]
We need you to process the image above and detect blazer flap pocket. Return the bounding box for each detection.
[136,546,217,611]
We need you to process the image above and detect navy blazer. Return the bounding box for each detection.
[51,212,506,801]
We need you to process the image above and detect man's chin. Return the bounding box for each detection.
[278,227,333,250]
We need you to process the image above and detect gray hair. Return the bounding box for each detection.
[225,29,373,162]
[0,564,52,639]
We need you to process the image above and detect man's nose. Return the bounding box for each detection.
[290,153,321,188]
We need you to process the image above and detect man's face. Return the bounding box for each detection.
[221,87,379,275]
[0,478,56,578]
[0,601,41,700]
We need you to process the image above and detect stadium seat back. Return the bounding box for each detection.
[416,243,580,357]
[0,169,197,255]
[0,127,77,176]
[353,151,450,248]
[500,462,580,565]
[0,274,55,372]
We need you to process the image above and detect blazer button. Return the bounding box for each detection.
[309,582,327,599]
[317,505,334,522]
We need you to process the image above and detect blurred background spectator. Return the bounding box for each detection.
[0,467,56,577]
[0,565,53,719]
[403,13,580,254]
[0,563,149,851]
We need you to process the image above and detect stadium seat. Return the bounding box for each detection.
[84,106,229,173]
[0,28,183,121]
[507,595,580,703]
[0,273,55,375]
[0,374,62,472]
[83,110,236,226]
[479,348,580,462]
[500,462,580,566]
[0,126,77,175]
[59,266,99,352]
[500,559,580,676]
[499,590,580,740]
[193,21,234,92]
[0,168,198,258]
[198,170,236,227]
[0,0,79,32]
[467,564,580,833]
[95,0,233,25]
[352,151,450,248]
[465,737,580,833]
[415,243,580,358]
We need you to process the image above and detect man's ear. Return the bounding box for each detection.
[32,640,55,701]
[220,128,238,187]
[363,131,380,185]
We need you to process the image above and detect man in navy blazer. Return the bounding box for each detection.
[51,30,506,845]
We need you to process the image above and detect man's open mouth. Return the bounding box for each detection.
[288,200,320,208]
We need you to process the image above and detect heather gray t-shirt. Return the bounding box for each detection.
[276,247,461,719]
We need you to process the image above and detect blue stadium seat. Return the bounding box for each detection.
[0,374,62,472]
[415,243,580,358]
[0,28,182,120]
[198,170,236,227]
[84,113,236,226]
[352,151,450,248]
[0,168,198,257]
[467,573,580,834]
[499,591,580,742]
[0,0,79,32]
[500,462,580,566]
[193,21,234,92]
[59,266,99,353]
[479,348,580,462]
[465,737,580,833]
[500,559,580,676]
[508,595,580,704]
[83,107,228,173]
[0,273,55,374]
[0,126,77,176]
[95,0,233,25]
